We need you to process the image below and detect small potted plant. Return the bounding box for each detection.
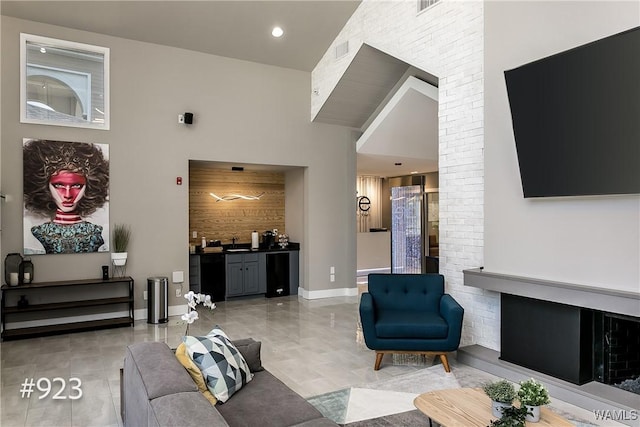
[111,223,131,271]
[518,378,550,422]
[483,380,517,418]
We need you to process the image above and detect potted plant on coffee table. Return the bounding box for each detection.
[111,223,131,276]
[483,380,517,418]
[517,378,550,422]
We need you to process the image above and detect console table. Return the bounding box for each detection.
[1,276,134,341]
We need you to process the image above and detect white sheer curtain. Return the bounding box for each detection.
[356,176,383,232]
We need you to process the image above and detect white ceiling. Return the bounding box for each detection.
[314,44,412,127]
[1,0,361,72]
[356,76,438,177]
[312,44,439,177]
[2,0,439,177]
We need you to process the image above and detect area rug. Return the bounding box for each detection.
[308,364,600,426]
[307,364,460,425]
[341,409,430,427]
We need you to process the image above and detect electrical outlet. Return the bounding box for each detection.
[192,231,197,239]
[178,114,185,124]
[175,287,181,297]
[330,266,335,274]
[330,274,335,282]
[143,290,148,300]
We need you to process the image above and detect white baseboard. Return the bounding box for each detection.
[297,287,358,300]
[356,267,391,276]
[6,311,130,329]
[134,304,187,321]
[135,290,359,317]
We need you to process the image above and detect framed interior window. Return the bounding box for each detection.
[20,33,110,130]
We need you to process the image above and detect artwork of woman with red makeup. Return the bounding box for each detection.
[23,139,109,254]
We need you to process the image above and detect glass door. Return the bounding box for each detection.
[390,176,425,274]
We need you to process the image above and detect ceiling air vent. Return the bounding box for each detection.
[418,0,440,12]
[335,41,349,59]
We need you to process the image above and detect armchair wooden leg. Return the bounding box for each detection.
[439,354,451,373]
[373,351,451,372]
[374,352,384,370]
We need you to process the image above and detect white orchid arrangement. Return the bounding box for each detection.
[182,291,216,335]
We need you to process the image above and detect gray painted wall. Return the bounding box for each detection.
[484,1,640,293]
[1,16,357,311]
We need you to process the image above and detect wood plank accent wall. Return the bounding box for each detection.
[189,166,285,246]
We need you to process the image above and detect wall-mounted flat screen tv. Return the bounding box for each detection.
[505,26,640,198]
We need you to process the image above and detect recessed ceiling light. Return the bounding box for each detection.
[272,26,284,38]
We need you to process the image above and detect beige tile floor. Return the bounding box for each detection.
[0,295,426,427]
[0,294,603,427]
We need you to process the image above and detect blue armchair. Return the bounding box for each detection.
[359,273,464,372]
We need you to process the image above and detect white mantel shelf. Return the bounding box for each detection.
[463,268,640,318]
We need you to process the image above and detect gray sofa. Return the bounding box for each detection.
[123,341,338,427]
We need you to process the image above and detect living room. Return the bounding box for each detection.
[1,1,639,426]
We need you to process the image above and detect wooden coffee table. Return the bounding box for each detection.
[414,388,573,427]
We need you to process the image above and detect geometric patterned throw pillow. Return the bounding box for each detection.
[183,327,253,403]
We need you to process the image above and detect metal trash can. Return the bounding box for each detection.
[147,277,168,324]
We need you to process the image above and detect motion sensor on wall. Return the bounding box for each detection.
[178,112,194,125]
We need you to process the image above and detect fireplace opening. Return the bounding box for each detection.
[595,312,640,394]
[501,294,640,394]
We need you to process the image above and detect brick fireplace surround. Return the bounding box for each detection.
[461,269,640,426]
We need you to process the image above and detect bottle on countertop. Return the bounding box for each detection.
[201,236,206,248]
